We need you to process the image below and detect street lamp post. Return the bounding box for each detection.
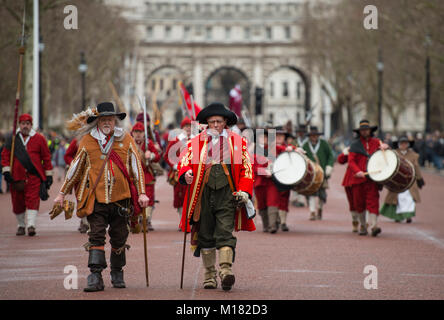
[425,35,431,133]
[377,48,384,139]
[78,51,88,112]
[38,34,44,130]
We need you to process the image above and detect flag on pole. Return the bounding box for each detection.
[178,81,201,120]
[229,84,243,118]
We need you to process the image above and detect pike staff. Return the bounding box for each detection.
[10,5,27,177]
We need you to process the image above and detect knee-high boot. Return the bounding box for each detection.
[218,246,235,291]
[110,249,126,288]
[84,249,107,292]
[201,248,217,289]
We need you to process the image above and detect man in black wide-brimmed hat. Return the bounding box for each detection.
[177,102,255,291]
[54,102,150,292]
[302,126,335,221]
[348,119,389,237]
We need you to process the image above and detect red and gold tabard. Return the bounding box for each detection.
[177,129,255,232]
[60,128,145,217]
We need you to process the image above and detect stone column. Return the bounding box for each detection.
[193,49,204,108]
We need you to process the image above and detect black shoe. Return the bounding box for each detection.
[27,226,36,236]
[16,227,25,236]
[0,189,3,194]
[406,218,412,223]
[110,269,126,288]
[148,222,154,231]
[371,227,382,237]
[84,272,104,292]
[221,274,235,291]
[281,223,289,232]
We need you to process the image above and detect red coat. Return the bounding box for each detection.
[252,144,286,188]
[177,129,255,232]
[348,136,381,186]
[136,139,160,185]
[64,138,78,166]
[164,134,189,208]
[1,131,53,181]
[337,152,354,187]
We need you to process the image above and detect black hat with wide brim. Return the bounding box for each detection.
[393,136,415,149]
[353,119,378,134]
[305,126,324,136]
[87,102,126,124]
[196,102,237,126]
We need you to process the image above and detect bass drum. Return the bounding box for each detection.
[367,149,415,193]
[271,151,324,195]
[296,162,324,196]
[271,151,307,191]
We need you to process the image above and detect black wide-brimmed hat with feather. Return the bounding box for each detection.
[196,102,237,126]
[87,102,126,124]
[353,119,378,134]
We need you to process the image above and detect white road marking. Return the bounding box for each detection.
[401,273,444,278]
[410,227,444,250]
[277,269,346,274]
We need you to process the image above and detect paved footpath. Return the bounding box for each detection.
[0,164,443,300]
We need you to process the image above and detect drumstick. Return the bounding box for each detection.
[364,170,382,176]
[379,140,388,165]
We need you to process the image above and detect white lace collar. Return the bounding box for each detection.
[90,126,124,144]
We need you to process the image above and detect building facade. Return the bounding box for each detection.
[105,0,326,132]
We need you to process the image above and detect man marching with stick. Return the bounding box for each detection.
[177,102,255,291]
[53,102,149,292]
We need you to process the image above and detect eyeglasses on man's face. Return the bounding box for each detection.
[207,120,225,125]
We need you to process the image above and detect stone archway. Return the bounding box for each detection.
[204,66,251,111]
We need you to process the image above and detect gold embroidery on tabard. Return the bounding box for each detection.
[187,138,207,220]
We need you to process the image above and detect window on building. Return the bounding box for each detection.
[266,27,272,40]
[206,26,212,40]
[165,26,171,38]
[282,81,289,97]
[184,26,191,38]
[172,79,177,90]
[244,27,251,40]
[151,79,156,90]
[160,79,164,91]
[225,26,231,39]
[146,26,153,38]
[296,82,301,100]
[270,82,274,98]
[285,26,291,39]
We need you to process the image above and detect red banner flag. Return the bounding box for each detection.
[179,81,201,120]
[229,84,242,118]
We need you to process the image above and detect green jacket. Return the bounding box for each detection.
[302,139,334,171]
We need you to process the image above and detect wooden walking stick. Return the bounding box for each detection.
[180,183,192,289]
[141,207,149,287]
[10,6,26,176]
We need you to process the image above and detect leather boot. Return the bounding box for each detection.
[352,221,359,233]
[84,249,106,292]
[316,208,322,220]
[369,214,381,237]
[16,227,25,236]
[218,246,235,291]
[358,212,367,235]
[309,212,316,221]
[259,209,269,232]
[201,248,217,289]
[279,210,289,231]
[268,206,279,234]
[110,249,126,288]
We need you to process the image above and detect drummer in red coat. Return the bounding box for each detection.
[164,117,192,224]
[1,114,53,236]
[253,128,293,234]
[131,122,160,232]
[348,120,389,237]
[337,146,364,233]
[275,126,297,232]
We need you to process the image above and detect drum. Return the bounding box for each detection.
[367,149,415,193]
[271,151,324,195]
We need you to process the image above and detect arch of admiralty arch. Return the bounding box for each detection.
[137,45,314,126]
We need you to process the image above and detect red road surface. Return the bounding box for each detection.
[0,164,443,300]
